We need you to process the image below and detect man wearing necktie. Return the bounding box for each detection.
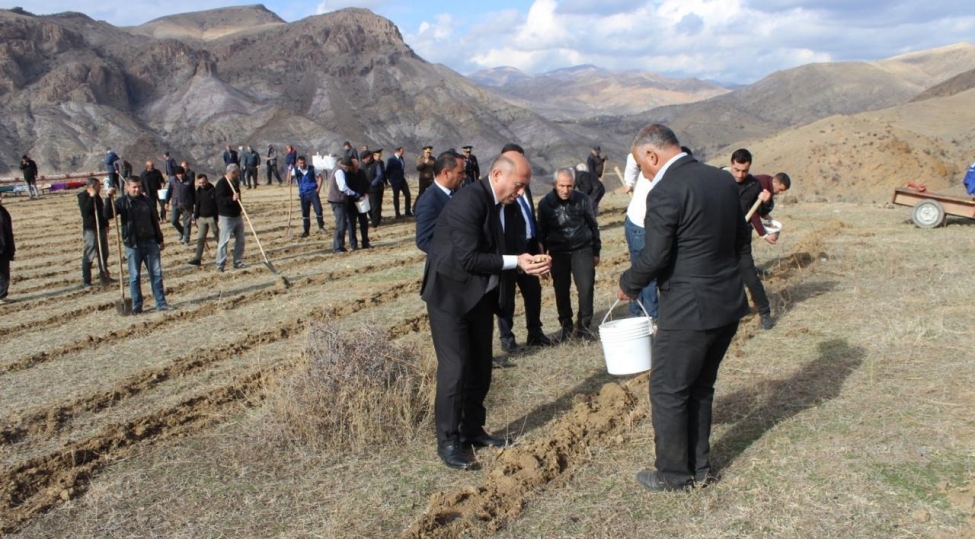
[421,151,552,470]
[496,182,552,352]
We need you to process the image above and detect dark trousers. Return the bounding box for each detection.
[107,172,120,190]
[0,258,10,299]
[329,202,348,252]
[368,187,384,227]
[417,177,434,201]
[300,191,324,233]
[496,272,543,344]
[171,205,192,243]
[738,246,770,315]
[266,163,282,184]
[429,292,496,446]
[244,167,258,189]
[156,198,167,221]
[651,321,739,487]
[551,248,595,331]
[391,182,412,216]
[346,206,370,248]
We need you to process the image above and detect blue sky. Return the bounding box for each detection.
[7,0,975,83]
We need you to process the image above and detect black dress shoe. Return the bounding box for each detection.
[438,444,474,470]
[636,470,690,492]
[462,432,511,448]
[574,328,598,342]
[501,340,522,354]
[526,333,553,346]
[760,313,774,330]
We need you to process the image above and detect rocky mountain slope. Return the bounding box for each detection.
[0,6,593,176]
[469,64,730,120]
[580,43,975,165]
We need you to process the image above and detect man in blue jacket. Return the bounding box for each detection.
[292,155,325,238]
[105,149,120,189]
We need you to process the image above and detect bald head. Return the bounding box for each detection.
[489,151,532,205]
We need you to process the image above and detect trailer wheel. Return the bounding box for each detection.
[912,199,946,229]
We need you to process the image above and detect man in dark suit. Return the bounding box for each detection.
[415,150,465,253]
[386,147,412,218]
[617,124,750,491]
[492,141,550,352]
[422,151,551,470]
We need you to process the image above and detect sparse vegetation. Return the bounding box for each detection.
[262,321,435,454]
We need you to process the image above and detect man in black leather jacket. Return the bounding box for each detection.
[537,167,601,341]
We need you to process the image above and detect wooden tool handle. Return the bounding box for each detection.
[745,197,763,222]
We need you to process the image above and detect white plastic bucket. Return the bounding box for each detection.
[355,197,371,214]
[158,187,169,200]
[599,299,652,375]
[763,219,783,234]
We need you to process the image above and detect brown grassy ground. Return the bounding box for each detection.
[1,185,973,537]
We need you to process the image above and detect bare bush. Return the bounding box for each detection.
[264,321,435,454]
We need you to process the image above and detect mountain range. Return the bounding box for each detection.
[1,5,974,203]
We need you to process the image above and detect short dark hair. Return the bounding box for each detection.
[21,154,29,160]
[731,148,752,165]
[174,165,185,175]
[434,151,463,176]
[126,176,141,185]
[774,172,791,189]
[196,173,208,181]
[86,177,101,188]
[501,143,525,155]
[297,155,306,161]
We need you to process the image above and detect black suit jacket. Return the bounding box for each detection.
[421,180,505,316]
[503,188,539,255]
[414,183,451,253]
[620,155,750,331]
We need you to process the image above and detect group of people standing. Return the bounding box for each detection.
[413,125,792,501]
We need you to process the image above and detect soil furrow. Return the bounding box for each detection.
[0,280,422,447]
[1,254,426,375]
[401,239,820,538]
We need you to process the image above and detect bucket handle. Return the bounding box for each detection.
[601,297,652,326]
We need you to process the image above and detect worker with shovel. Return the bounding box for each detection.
[78,178,116,288]
[106,178,174,314]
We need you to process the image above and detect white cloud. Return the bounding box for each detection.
[404,0,975,83]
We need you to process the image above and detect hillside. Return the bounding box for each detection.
[719,87,975,204]
[911,67,975,102]
[0,7,592,176]
[129,4,286,41]
[580,43,975,165]
[469,64,730,120]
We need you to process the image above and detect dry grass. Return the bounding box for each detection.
[7,196,975,538]
[260,321,436,455]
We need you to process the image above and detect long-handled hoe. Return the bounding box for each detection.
[110,196,133,315]
[226,178,291,289]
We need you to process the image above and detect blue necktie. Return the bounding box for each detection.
[518,197,536,239]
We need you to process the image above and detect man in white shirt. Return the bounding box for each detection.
[622,151,668,319]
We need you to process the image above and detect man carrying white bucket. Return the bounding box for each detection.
[617,124,750,492]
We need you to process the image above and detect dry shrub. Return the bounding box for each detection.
[264,321,435,453]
